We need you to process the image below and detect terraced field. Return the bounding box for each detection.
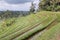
[0,11,60,40]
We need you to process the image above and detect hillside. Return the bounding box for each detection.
[0,11,60,40]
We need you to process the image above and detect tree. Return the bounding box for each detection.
[39,0,60,11]
[4,10,12,18]
[30,2,35,13]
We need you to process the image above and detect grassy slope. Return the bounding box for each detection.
[28,11,60,40]
[0,12,47,39]
[0,11,60,40]
[36,23,60,40]
[13,14,56,40]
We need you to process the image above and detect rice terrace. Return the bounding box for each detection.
[0,0,60,40]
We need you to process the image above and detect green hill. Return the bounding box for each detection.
[0,11,60,40]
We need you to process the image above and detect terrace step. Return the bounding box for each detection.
[0,13,47,39]
[12,15,56,40]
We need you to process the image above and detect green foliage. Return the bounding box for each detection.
[56,6,60,11]
[39,0,60,11]
[3,10,12,18]
[1,18,16,27]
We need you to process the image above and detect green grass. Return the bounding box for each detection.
[35,23,60,40]
[0,13,47,39]
[0,11,60,40]
[1,13,57,40]
[27,11,60,40]
[13,15,56,40]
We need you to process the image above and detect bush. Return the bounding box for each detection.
[56,6,60,11]
[1,18,16,27]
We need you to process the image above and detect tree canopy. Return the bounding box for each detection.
[39,0,60,11]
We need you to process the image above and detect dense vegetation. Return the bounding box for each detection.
[0,11,30,19]
[39,0,60,11]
